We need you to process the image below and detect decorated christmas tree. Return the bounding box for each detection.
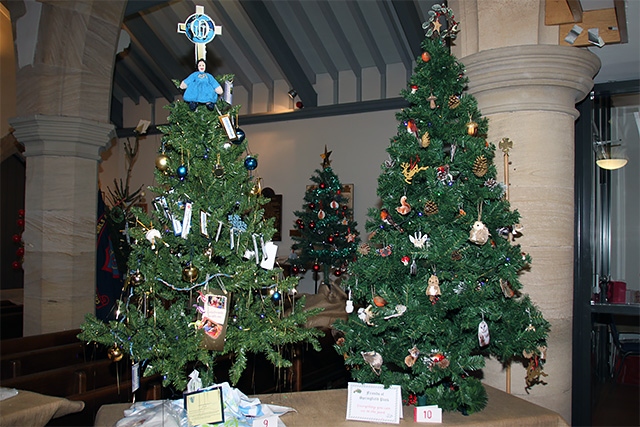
[290,146,360,289]
[333,5,549,414]
[80,12,320,391]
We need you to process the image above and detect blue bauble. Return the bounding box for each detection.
[177,164,188,178]
[272,291,281,301]
[233,128,246,144]
[244,156,258,170]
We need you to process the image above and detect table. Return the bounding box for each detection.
[0,389,85,427]
[95,384,568,427]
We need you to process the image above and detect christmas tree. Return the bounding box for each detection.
[80,68,321,391]
[333,5,549,414]
[290,146,360,289]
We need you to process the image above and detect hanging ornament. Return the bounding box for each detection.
[327,235,334,243]
[420,131,431,148]
[358,243,371,255]
[130,270,145,287]
[155,153,169,171]
[319,182,326,189]
[423,200,438,216]
[244,156,258,170]
[421,51,431,62]
[330,200,339,209]
[466,120,479,136]
[373,295,387,307]
[312,263,320,272]
[345,288,354,313]
[401,255,410,266]
[213,153,224,178]
[500,278,515,298]
[383,304,406,320]
[395,196,411,215]
[409,231,429,248]
[317,207,326,219]
[107,344,124,362]
[377,245,392,257]
[177,164,188,178]
[469,220,490,245]
[361,351,383,375]
[436,165,453,184]
[404,346,420,367]
[358,305,375,326]
[145,229,162,250]
[380,208,403,232]
[426,274,441,303]
[478,317,490,347]
[234,128,246,144]
[406,119,419,139]
[427,93,437,109]
[271,290,281,301]
[182,264,199,283]
[472,155,488,177]
[334,269,342,276]
[309,221,315,229]
[410,84,418,94]
[448,94,460,109]
[400,157,429,184]
[204,245,214,261]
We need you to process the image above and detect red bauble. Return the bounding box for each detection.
[16,247,25,257]
[327,235,334,243]
[16,219,25,228]
[319,183,326,189]
[295,101,304,109]
[309,221,315,229]
[18,209,25,218]
[292,266,300,274]
[421,51,431,62]
[334,269,342,276]
[337,189,341,195]
[12,234,21,244]
[11,261,21,270]
[309,203,316,210]
[312,264,320,272]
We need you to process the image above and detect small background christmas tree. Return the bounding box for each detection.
[80,72,321,392]
[290,146,360,292]
[333,4,549,414]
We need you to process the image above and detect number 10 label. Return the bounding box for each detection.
[414,405,443,423]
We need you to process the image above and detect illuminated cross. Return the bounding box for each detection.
[177,5,222,64]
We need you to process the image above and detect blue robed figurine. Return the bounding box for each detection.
[180,58,223,111]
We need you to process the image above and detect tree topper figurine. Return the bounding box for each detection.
[180,58,223,111]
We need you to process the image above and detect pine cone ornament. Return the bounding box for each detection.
[424,200,438,215]
[448,94,460,109]
[473,155,488,177]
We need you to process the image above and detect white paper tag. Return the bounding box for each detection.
[260,241,278,270]
[414,405,442,423]
[181,202,193,239]
[200,210,209,236]
[131,362,140,392]
[251,415,279,427]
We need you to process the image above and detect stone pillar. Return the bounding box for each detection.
[10,115,114,335]
[449,1,601,422]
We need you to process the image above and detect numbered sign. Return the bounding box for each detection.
[252,415,279,427]
[414,405,442,423]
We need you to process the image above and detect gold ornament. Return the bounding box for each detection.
[182,265,199,283]
[130,271,145,286]
[420,131,430,148]
[466,121,478,136]
[107,344,123,362]
[472,155,488,177]
[155,153,169,171]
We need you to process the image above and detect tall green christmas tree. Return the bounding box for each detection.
[80,69,321,391]
[333,5,549,414]
[290,146,360,289]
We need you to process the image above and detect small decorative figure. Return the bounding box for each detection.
[180,59,223,111]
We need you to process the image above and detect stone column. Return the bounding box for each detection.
[10,115,114,335]
[448,1,601,422]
